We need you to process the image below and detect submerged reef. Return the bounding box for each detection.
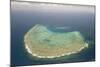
[24,24,88,58]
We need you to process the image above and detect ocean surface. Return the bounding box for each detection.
[11,1,95,66]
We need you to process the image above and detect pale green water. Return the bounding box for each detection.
[11,1,95,66]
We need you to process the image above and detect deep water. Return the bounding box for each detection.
[11,1,95,66]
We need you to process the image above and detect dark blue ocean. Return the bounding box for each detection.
[11,1,95,66]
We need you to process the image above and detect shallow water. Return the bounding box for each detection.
[11,1,95,66]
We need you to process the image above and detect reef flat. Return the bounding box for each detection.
[24,24,88,58]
